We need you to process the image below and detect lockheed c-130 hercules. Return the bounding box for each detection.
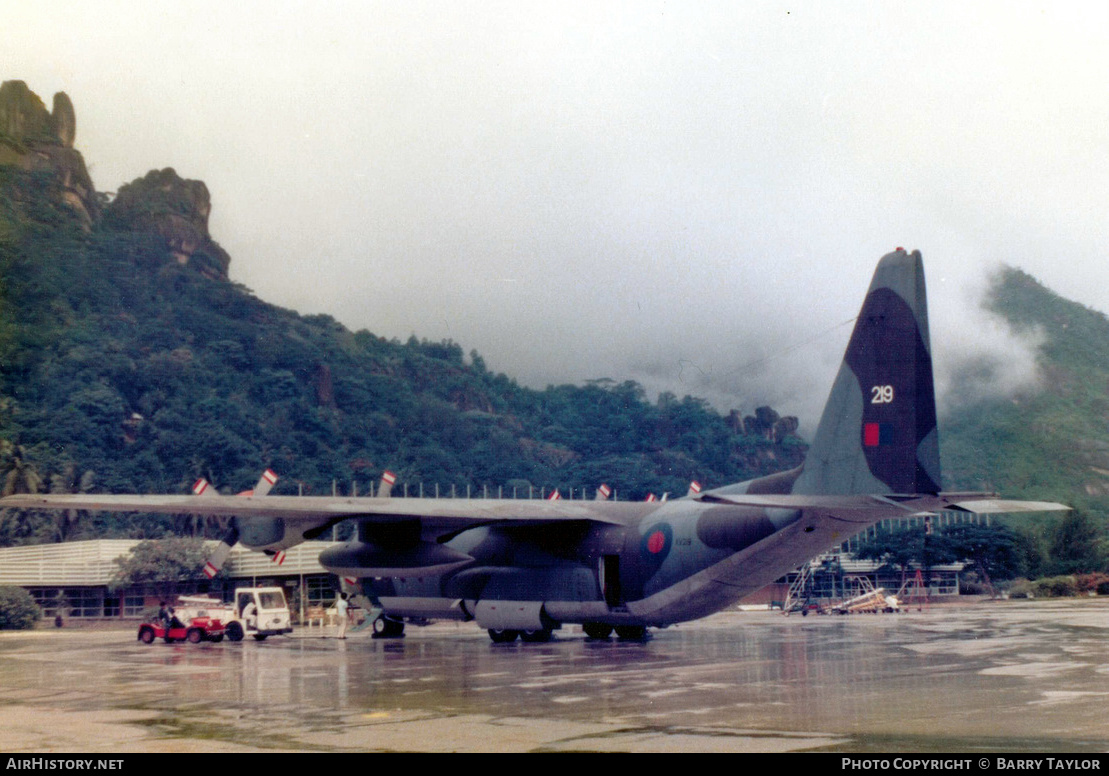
[2,249,1067,642]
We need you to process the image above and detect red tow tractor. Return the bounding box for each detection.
[137,598,227,645]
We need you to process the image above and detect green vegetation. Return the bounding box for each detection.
[0,585,40,629]
[937,266,1109,585]
[853,522,1028,593]
[852,514,1108,596]
[110,537,212,598]
[942,267,1109,509]
[0,164,805,543]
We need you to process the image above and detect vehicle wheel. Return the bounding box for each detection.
[210,634,224,643]
[373,616,405,638]
[614,625,648,641]
[226,621,244,642]
[488,628,520,643]
[138,626,155,644]
[253,634,268,641]
[520,628,552,643]
[582,622,613,640]
[186,628,203,644]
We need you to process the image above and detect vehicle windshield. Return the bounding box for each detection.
[258,592,286,610]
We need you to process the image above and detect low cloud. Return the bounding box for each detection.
[931,266,1045,415]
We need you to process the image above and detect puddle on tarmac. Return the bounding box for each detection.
[1,599,1108,751]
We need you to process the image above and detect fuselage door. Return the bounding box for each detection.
[601,554,623,607]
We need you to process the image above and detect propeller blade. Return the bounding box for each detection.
[378,470,397,499]
[203,524,239,578]
[253,469,278,497]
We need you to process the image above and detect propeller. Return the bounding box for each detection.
[201,469,278,579]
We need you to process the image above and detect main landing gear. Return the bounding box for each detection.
[487,628,554,643]
[372,615,405,639]
[583,622,648,641]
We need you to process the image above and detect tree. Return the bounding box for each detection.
[940,522,1023,596]
[0,443,47,546]
[852,525,956,588]
[110,537,211,598]
[1,443,43,496]
[48,463,95,542]
[1047,510,1106,575]
[0,586,40,630]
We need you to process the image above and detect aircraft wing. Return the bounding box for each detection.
[0,492,634,531]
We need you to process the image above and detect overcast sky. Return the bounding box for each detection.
[4,1,1108,429]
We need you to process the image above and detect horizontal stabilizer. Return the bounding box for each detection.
[697,491,1069,517]
[947,498,1070,514]
[697,493,891,509]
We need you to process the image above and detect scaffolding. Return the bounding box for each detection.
[896,569,929,611]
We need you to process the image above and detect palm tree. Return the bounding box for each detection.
[49,463,95,542]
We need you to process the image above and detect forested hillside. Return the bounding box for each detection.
[942,266,1109,515]
[0,82,805,544]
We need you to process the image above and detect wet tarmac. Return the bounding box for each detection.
[2,599,1109,752]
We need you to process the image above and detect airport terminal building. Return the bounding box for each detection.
[0,539,340,621]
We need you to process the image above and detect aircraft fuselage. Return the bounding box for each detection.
[325,485,836,632]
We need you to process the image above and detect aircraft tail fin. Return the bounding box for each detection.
[793,249,941,497]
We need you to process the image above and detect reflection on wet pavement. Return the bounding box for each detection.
[2,599,1108,752]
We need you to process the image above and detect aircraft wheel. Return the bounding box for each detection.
[614,625,648,641]
[186,628,204,644]
[373,616,405,638]
[210,634,224,643]
[138,626,155,644]
[488,629,520,643]
[582,622,613,640]
[519,629,552,643]
[253,634,268,641]
[226,621,244,642]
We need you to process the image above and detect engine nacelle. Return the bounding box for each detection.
[238,517,285,548]
[318,540,473,577]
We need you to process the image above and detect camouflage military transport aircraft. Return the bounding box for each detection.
[2,250,1066,642]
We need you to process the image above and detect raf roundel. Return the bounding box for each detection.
[641,522,673,562]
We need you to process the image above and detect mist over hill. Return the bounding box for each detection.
[0,81,809,543]
[941,265,1109,514]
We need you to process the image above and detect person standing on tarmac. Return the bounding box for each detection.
[336,593,349,639]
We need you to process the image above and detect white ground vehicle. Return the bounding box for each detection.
[224,587,293,641]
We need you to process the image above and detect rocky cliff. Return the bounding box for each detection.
[0,80,98,227]
[1,81,229,279]
[105,168,231,279]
